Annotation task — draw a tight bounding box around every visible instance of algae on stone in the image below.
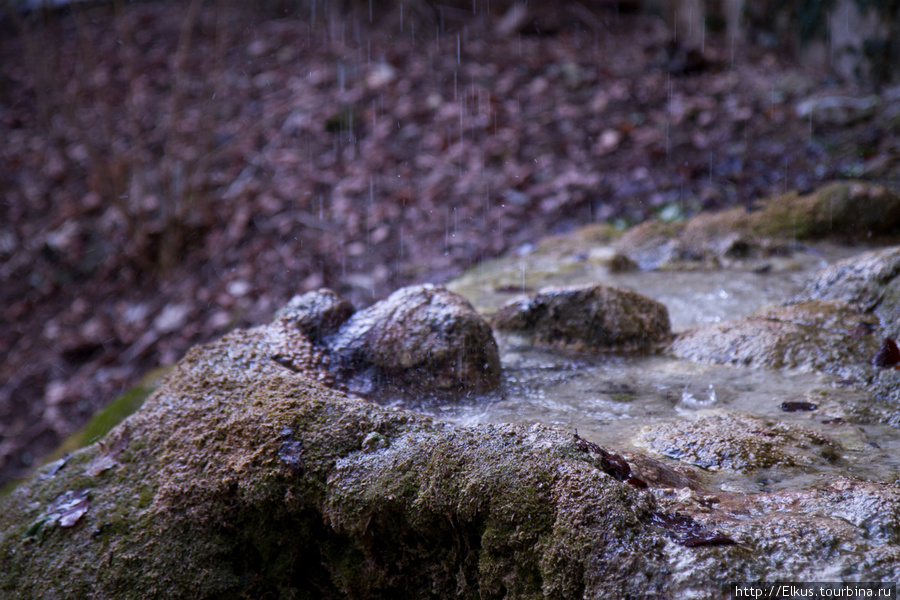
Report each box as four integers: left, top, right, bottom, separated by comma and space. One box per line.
0, 325, 666, 599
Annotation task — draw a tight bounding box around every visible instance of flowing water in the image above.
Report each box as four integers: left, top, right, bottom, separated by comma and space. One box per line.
396, 243, 900, 493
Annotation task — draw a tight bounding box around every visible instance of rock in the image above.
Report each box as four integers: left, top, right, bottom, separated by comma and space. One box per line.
3, 316, 900, 597
791, 246, 900, 417
800, 246, 900, 307
443, 226, 635, 317
636, 413, 842, 472
273, 288, 354, 344
615, 181, 900, 270
751, 479, 900, 545
670, 300, 881, 374
607, 251, 639, 273
798, 245, 900, 338
869, 369, 900, 427
679, 480, 900, 580
268, 285, 499, 398
324, 284, 500, 396
874, 279, 900, 341
0, 323, 672, 599
491, 284, 672, 352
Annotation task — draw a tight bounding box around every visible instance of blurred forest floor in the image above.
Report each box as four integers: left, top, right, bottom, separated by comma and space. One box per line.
2, 0, 899, 486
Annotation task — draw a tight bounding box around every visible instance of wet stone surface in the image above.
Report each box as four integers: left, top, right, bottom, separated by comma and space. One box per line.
491, 284, 672, 352
437, 196, 900, 496
273, 288, 355, 344
635, 413, 842, 472
798, 245, 900, 340
669, 300, 882, 375
799, 245, 900, 309
4, 285, 900, 597
267, 284, 502, 398
323, 284, 501, 398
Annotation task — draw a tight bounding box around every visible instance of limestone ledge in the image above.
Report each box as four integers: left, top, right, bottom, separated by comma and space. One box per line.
2, 295, 900, 598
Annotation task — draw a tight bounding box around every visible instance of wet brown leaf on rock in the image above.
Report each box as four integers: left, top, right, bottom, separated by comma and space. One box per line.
85, 454, 118, 477
572, 432, 639, 484
46, 489, 90, 529
872, 338, 900, 368
648, 510, 736, 547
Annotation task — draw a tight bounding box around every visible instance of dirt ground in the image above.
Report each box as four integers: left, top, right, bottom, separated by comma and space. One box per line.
2, 0, 898, 486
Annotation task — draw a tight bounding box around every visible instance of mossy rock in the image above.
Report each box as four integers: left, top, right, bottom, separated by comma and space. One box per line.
798, 245, 900, 338
492, 284, 672, 352
3, 301, 900, 597
50, 366, 172, 461
616, 181, 900, 270
670, 300, 881, 374
0, 322, 665, 599
323, 284, 501, 396
636, 413, 842, 472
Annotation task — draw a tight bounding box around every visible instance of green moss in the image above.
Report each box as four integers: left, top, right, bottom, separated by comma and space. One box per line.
0, 370, 168, 500
137, 485, 155, 509
0, 478, 23, 498
47, 366, 172, 463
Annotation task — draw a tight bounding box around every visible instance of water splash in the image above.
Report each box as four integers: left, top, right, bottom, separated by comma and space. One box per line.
679, 383, 717, 409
